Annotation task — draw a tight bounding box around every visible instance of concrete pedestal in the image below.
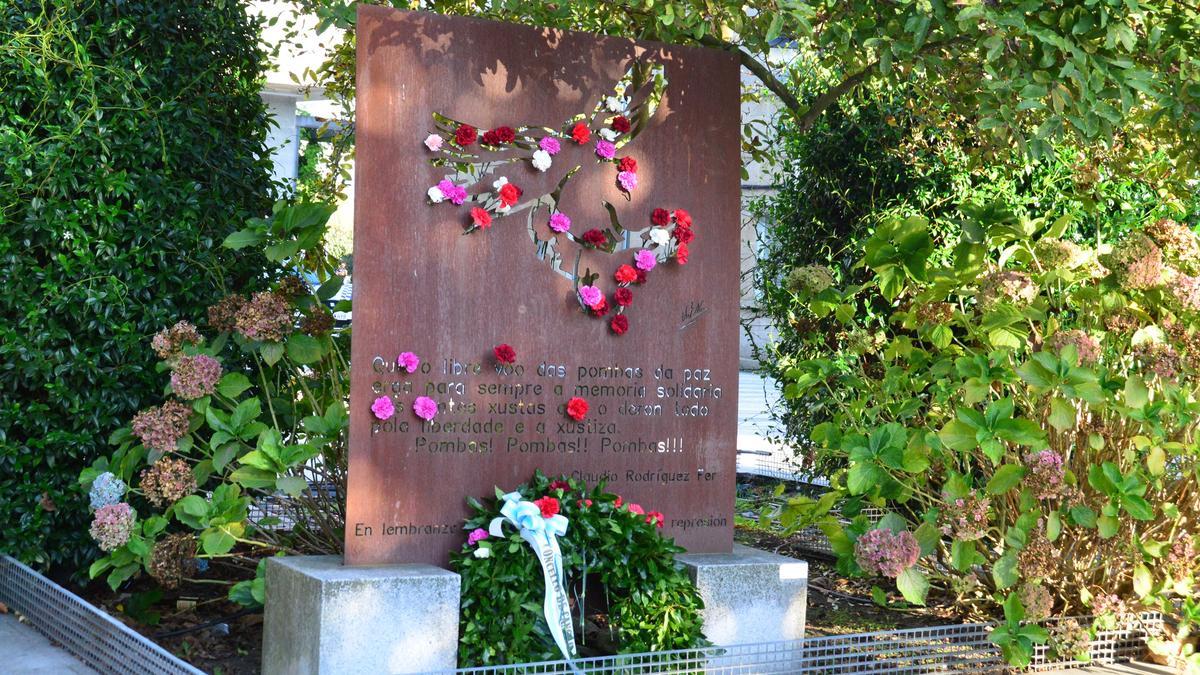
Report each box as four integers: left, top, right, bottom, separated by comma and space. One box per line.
677, 544, 808, 645
262, 555, 460, 674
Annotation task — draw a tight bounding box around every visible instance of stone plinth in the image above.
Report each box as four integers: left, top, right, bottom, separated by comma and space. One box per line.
677, 544, 807, 645
262, 555, 460, 674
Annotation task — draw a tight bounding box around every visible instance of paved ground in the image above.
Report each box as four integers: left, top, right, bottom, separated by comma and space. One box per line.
0, 613, 97, 674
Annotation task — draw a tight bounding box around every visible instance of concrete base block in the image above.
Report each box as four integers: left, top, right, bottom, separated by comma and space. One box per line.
262, 555, 460, 674
677, 544, 807, 646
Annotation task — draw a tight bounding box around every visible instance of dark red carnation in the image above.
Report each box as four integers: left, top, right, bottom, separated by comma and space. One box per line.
614, 288, 633, 307
566, 397, 589, 421
533, 496, 560, 518
673, 209, 692, 228
581, 229, 607, 247
651, 208, 670, 226
635, 269, 648, 284
618, 156, 638, 173
614, 264, 638, 284
571, 122, 591, 144
481, 129, 500, 145
493, 343, 516, 364
495, 126, 516, 143
610, 314, 629, 335
455, 124, 477, 146
590, 297, 610, 316
549, 480, 570, 492
499, 182, 522, 207
611, 115, 631, 133
674, 226, 695, 244
677, 244, 689, 265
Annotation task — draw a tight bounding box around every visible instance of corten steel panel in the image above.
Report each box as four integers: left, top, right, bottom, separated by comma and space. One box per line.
347, 6, 741, 566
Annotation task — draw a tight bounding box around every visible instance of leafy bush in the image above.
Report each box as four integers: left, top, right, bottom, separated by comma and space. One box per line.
0, 1, 276, 568
453, 472, 706, 664
779, 210, 1199, 668
79, 202, 348, 602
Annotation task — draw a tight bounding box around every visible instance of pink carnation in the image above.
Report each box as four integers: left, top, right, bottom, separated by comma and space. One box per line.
538, 137, 561, 155
634, 249, 657, 271
617, 170, 637, 192
467, 528, 488, 545
578, 285, 603, 308
437, 179, 468, 205
595, 140, 616, 159
413, 396, 438, 421
397, 351, 420, 373
371, 396, 395, 420
854, 528, 920, 578
549, 212, 572, 233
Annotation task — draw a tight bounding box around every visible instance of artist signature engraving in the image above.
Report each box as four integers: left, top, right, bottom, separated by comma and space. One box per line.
680, 300, 707, 331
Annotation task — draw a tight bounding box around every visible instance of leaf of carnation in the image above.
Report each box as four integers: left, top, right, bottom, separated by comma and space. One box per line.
896, 567, 929, 606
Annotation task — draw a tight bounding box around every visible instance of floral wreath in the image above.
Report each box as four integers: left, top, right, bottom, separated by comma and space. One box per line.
421, 61, 696, 336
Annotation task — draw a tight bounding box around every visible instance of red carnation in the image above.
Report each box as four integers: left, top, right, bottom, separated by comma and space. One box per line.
646, 511, 665, 528
610, 314, 629, 335
533, 496, 560, 518
481, 129, 500, 145
614, 496, 623, 508
577, 498, 593, 508
614, 264, 638, 284
495, 126, 516, 143
674, 226, 695, 244
651, 208, 670, 226
614, 288, 633, 306
590, 297, 610, 316
581, 229, 607, 247
549, 479, 570, 492
627, 503, 645, 515
470, 207, 492, 229
455, 124, 477, 146
566, 397, 589, 421
571, 122, 591, 144
611, 115, 631, 133
677, 244, 689, 265
635, 269, 648, 284
618, 156, 637, 173
673, 209, 692, 228
493, 343, 516, 364
499, 182, 522, 207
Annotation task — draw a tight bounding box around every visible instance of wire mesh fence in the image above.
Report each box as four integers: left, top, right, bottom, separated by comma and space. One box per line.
0, 555, 203, 675
430, 614, 1160, 675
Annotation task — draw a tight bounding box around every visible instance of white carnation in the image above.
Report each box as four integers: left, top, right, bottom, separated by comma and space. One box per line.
606, 96, 627, 113
531, 150, 552, 172
427, 186, 445, 203
492, 176, 509, 190
599, 128, 618, 142
649, 228, 670, 246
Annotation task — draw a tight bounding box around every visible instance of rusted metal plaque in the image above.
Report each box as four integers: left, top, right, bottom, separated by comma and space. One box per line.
346, 6, 740, 566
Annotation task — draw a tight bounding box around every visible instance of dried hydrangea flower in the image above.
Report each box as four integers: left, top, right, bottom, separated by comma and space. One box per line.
1051, 618, 1091, 661
207, 294, 244, 332
140, 457, 197, 507
977, 270, 1038, 309
1167, 272, 1200, 315
149, 533, 197, 590
300, 307, 335, 336
88, 472, 127, 511
853, 528, 920, 578
1026, 449, 1066, 500
1145, 218, 1200, 273
131, 400, 192, 454
1034, 238, 1086, 270
1109, 233, 1165, 290
170, 354, 222, 400
1018, 530, 1058, 582
90, 503, 135, 551
277, 275, 309, 300
914, 301, 955, 324
786, 265, 835, 295
1134, 341, 1180, 381
1046, 329, 1101, 365
940, 491, 990, 540
234, 291, 293, 342
151, 321, 202, 360
1019, 582, 1054, 620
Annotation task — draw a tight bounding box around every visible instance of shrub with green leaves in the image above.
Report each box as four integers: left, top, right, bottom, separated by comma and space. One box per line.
779, 210, 1199, 668
453, 472, 706, 664
0, 0, 276, 569
78, 202, 348, 604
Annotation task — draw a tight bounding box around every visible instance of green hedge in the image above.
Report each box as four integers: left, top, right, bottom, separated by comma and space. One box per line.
0, 1, 276, 569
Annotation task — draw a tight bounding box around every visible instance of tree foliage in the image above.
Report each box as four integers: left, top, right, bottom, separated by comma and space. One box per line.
0, 0, 276, 569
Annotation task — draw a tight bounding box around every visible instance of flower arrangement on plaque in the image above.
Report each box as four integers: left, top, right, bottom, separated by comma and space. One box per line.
451, 471, 706, 664
421, 61, 695, 336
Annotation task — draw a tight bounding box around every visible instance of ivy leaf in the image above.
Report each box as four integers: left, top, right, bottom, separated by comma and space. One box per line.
896, 567, 929, 606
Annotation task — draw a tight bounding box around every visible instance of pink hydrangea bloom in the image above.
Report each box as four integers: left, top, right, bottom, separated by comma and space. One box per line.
413, 396, 438, 421
595, 140, 616, 159
635, 249, 657, 271
467, 528, 488, 545
1026, 449, 1065, 500
538, 136, 561, 155
549, 212, 571, 233
90, 503, 135, 552
854, 528, 920, 578
371, 396, 395, 420
941, 491, 990, 540
397, 351, 420, 373
578, 285, 603, 308
617, 170, 637, 192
